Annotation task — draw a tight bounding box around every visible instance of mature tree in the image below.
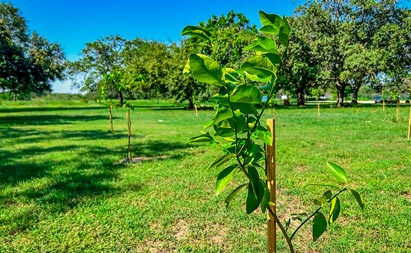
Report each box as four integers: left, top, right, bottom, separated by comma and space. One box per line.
197, 10, 258, 67
179, 11, 258, 108
0, 3, 65, 99
167, 42, 209, 109
122, 38, 171, 99
278, 16, 320, 105
70, 36, 127, 105
292, 0, 410, 106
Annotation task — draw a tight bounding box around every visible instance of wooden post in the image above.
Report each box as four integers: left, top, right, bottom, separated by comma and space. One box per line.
266, 119, 276, 253
109, 105, 114, 133
408, 106, 411, 140
126, 110, 132, 162
317, 99, 320, 117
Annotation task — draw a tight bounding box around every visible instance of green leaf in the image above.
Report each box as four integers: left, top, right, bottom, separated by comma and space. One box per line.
312, 212, 327, 241
279, 17, 291, 46
225, 183, 247, 208
224, 68, 242, 84
231, 84, 262, 104
206, 153, 233, 171
241, 55, 277, 82
189, 54, 223, 85
231, 102, 257, 115
260, 180, 270, 213
350, 189, 365, 211
190, 132, 214, 143
252, 126, 272, 145
214, 107, 233, 123
181, 26, 212, 41
215, 165, 238, 195
246, 167, 265, 214
244, 36, 278, 54
314, 190, 333, 206
259, 11, 282, 33
329, 197, 341, 224
327, 162, 348, 184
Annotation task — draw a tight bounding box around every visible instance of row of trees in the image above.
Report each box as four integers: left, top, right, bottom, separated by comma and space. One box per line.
0, 3, 65, 100
282, 0, 411, 106
1, 1, 410, 107
68, 11, 257, 108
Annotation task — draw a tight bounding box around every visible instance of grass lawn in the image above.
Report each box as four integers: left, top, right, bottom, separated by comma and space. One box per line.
0, 101, 410, 252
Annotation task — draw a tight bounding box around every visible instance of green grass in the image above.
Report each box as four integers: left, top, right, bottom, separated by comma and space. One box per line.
1, 102, 410, 252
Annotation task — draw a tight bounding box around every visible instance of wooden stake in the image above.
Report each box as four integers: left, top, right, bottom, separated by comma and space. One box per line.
408, 106, 411, 140
126, 110, 132, 162
266, 119, 276, 253
109, 105, 114, 133
317, 99, 321, 117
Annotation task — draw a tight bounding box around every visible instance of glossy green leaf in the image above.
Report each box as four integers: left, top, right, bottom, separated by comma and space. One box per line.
279, 18, 291, 46
327, 162, 348, 184
252, 126, 272, 145
213, 107, 233, 125
244, 36, 278, 54
189, 132, 214, 143
206, 153, 233, 171
189, 54, 222, 85
224, 68, 242, 84
246, 181, 259, 214
231, 85, 262, 104
241, 55, 276, 82
225, 183, 247, 208
215, 165, 238, 195
260, 180, 270, 213
265, 53, 282, 66
329, 197, 341, 224
312, 212, 327, 241
259, 11, 282, 33
231, 102, 257, 115
181, 26, 212, 41
314, 190, 333, 206
350, 189, 365, 211
245, 167, 265, 214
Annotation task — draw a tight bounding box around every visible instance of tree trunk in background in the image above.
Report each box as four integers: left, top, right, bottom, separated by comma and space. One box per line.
296, 87, 305, 106
118, 91, 124, 106
351, 86, 359, 104
336, 79, 345, 107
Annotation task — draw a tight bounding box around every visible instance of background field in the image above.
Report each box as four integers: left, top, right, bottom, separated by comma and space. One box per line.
1, 101, 410, 252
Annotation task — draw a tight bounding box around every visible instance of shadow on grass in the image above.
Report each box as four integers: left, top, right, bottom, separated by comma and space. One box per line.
0, 114, 110, 126
0, 106, 104, 113
131, 140, 194, 159
0, 134, 191, 234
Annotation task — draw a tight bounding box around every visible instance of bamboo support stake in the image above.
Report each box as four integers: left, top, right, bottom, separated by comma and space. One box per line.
408, 106, 411, 140
266, 119, 276, 253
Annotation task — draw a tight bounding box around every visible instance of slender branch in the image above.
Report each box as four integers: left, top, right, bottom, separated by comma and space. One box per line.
290, 187, 348, 240
267, 205, 295, 253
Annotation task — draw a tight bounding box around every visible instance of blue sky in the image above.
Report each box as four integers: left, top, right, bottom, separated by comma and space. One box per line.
7, 0, 304, 93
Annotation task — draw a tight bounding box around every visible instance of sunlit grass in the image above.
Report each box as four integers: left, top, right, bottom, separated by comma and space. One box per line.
0, 102, 410, 252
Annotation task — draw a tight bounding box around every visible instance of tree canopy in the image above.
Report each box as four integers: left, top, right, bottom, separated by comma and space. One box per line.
0, 3, 66, 99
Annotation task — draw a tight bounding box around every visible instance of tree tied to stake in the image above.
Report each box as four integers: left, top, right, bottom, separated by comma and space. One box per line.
183, 10, 364, 252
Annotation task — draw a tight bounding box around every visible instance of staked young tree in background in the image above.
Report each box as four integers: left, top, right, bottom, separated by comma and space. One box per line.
69, 36, 127, 105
